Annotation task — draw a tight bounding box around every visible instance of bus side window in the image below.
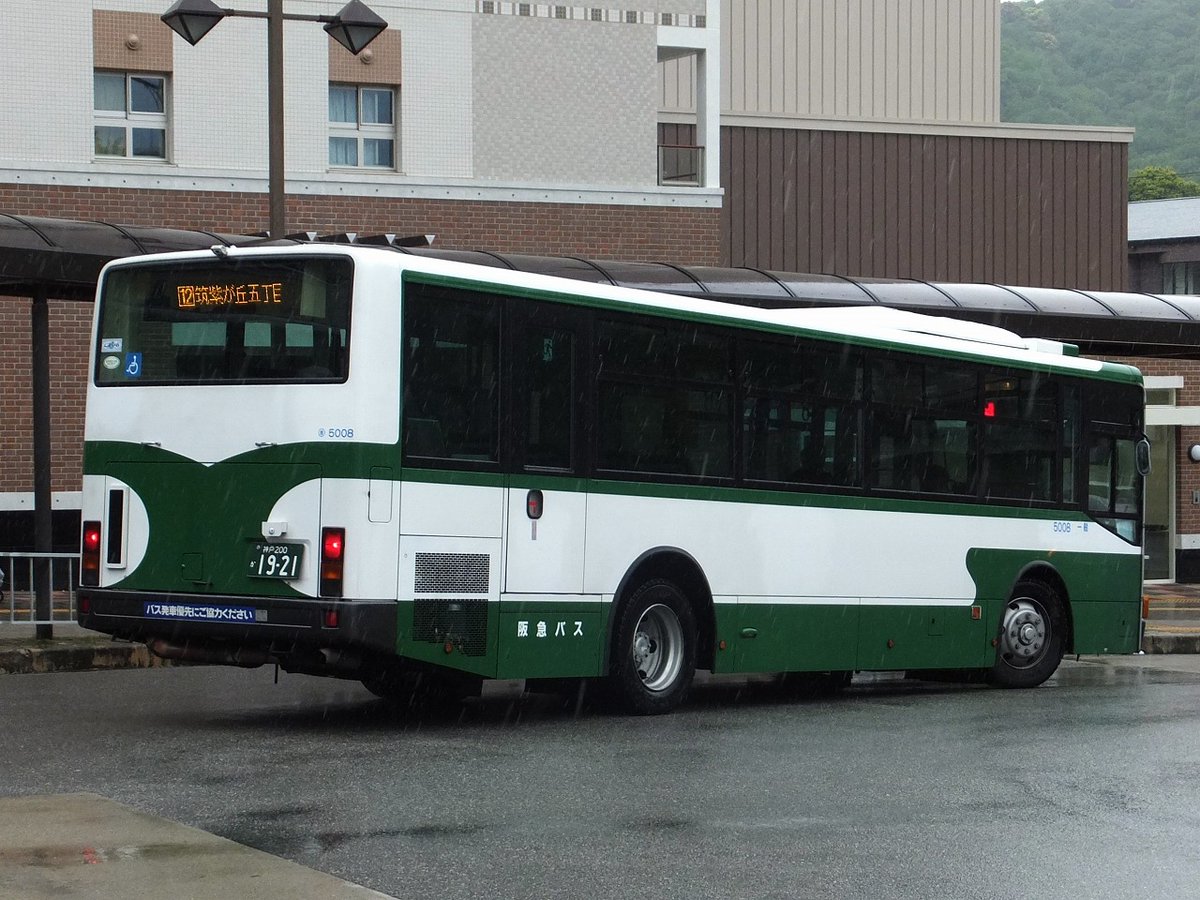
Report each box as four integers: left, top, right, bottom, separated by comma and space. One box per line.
981, 372, 1056, 502
524, 326, 574, 470
402, 288, 499, 464
596, 318, 733, 480
867, 356, 977, 495
740, 338, 861, 488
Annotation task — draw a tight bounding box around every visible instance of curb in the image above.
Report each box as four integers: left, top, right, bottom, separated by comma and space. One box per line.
1142, 634, 1200, 655
0, 641, 174, 676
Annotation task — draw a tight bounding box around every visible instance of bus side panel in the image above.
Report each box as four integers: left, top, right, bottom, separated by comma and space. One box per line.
494, 597, 604, 679
856, 603, 988, 670
397, 481, 504, 677
732, 602, 859, 673
965, 547, 1143, 655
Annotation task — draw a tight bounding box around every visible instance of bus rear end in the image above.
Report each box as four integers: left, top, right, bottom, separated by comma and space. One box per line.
77, 246, 403, 679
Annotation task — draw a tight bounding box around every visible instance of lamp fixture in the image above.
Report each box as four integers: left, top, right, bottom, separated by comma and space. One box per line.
161, 0, 226, 46
324, 0, 388, 54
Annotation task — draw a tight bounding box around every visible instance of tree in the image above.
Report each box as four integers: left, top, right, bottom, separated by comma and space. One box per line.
1129, 166, 1200, 201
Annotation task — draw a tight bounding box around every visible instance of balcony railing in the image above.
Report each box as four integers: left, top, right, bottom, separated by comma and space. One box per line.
658, 144, 704, 187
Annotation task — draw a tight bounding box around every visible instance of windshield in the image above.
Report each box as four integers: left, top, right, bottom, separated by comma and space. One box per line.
95, 255, 353, 385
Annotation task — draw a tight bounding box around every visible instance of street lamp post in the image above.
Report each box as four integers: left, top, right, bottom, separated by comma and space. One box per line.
162, 0, 387, 239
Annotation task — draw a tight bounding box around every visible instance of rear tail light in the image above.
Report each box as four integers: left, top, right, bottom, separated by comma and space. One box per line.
81, 521, 102, 587
320, 527, 345, 598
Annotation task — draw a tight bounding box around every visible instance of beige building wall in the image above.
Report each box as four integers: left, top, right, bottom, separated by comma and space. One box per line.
473, 16, 659, 185
663, 0, 999, 123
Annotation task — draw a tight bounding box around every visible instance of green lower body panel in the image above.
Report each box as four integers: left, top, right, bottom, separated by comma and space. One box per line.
1070, 600, 1140, 654
495, 605, 605, 679
394, 599, 609, 680
856, 605, 988, 670
728, 603, 859, 673
719, 602, 987, 674
966, 547, 1143, 656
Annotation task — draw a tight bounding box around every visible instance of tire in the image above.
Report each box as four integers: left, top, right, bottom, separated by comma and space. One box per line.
609, 579, 697, 715
987, 579, 1066, 689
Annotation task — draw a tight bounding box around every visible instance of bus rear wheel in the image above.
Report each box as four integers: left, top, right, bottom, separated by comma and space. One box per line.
609, 579, 697, 715
988, 580, 1065, 689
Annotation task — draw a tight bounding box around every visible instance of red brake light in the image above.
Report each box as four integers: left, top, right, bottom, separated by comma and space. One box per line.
320, 527, 345, 599
323, 530, 344, 560
983, 401, 996, 418
81, 520, 102, 587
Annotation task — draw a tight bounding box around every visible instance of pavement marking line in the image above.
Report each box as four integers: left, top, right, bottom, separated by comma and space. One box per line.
0, 793, 396, 900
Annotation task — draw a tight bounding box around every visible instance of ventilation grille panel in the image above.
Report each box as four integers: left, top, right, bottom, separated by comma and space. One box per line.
413, 599, 488, 656
414, 552, 489, 595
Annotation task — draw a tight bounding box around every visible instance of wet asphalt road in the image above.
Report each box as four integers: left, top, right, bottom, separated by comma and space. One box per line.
2, 661, 1200, 900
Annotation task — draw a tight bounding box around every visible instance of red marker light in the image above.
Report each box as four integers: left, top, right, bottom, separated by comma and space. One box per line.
983, 401, 996, 418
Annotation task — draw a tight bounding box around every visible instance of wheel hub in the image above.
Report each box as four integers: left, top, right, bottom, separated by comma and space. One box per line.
630, 603, 683, 692
633, 632, 657, 670
1001, 599, 1047, 663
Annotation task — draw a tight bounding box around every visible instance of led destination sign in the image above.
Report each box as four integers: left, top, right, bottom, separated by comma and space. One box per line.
176, 282, 286, 309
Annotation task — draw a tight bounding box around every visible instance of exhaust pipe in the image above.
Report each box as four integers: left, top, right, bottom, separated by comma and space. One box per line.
149, 639, 270, 668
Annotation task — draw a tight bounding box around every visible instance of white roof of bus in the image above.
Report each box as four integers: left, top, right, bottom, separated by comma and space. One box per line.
105, 243, 1117, 376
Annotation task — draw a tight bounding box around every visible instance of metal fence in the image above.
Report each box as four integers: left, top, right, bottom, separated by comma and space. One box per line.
0, 552, 79, 625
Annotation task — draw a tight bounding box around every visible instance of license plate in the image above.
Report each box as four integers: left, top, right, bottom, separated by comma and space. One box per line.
248, 542, 304, 579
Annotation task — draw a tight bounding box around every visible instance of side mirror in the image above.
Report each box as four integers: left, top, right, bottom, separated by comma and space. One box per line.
1136, 437, 1152, 476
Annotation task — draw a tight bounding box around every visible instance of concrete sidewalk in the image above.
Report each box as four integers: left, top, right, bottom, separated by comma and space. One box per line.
0, 793, 392, 899
1142, 583, 1200, 653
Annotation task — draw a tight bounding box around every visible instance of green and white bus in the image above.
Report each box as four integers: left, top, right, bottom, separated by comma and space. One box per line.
77, 244, 1148, 714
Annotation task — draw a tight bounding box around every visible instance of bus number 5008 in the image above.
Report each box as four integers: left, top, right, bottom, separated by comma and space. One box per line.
1052, 521, 1072, 533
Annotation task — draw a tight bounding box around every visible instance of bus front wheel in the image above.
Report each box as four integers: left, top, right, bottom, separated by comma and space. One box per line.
609, 579, 697, 715
988, 580, 1065, 689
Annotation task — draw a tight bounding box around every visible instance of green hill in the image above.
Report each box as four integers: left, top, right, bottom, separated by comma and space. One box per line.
1001, 0, 1200, 177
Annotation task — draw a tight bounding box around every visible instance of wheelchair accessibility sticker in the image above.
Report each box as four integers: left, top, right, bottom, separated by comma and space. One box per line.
124, 352, 142, 379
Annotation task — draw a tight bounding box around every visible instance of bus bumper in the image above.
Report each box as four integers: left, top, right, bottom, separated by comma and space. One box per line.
76, 589, 398, 671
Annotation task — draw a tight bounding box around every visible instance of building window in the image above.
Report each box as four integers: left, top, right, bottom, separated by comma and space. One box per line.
518, 3, 531, 15
554, 5, 567, 18
1163, 262, 1200, 294
625, 10, 638, 23
94, 71, 168, 159
589, 8, 603, 21
329, 84, 396, 169
481, 0, 495, 11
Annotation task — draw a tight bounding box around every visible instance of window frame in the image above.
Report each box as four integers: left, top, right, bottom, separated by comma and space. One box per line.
93, 70, 169, 162
328, 83, 398, 171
